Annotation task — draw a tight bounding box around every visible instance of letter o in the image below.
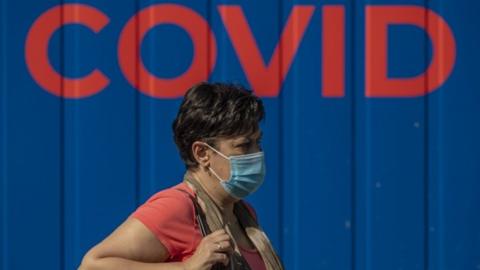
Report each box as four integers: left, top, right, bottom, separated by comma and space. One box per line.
118, 4, 217, 98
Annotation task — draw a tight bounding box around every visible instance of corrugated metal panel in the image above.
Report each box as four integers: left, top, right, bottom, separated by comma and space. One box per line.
1, 0, 479, 269
2, 1, 63, 269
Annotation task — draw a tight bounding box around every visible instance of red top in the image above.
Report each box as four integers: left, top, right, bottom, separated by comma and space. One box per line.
129, 182, 267, 270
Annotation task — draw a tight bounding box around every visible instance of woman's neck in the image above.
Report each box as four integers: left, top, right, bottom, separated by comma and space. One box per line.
188, 169, 236, 215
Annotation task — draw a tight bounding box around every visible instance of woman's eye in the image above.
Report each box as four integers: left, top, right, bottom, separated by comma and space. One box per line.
237, 139, 262, 151
237, 143, 249, 150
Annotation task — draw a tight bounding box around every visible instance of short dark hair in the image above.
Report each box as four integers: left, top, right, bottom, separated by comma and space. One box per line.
172, 82, 265, 169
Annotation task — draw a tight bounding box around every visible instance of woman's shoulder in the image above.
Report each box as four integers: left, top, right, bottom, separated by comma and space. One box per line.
144, 182, 194, 202
129, 182, 201, 260
129, 182, 197, 232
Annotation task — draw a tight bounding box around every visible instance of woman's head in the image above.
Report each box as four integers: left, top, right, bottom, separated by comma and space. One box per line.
172, 82, 265, 170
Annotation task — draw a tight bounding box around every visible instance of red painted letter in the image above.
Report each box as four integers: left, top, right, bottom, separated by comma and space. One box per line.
365, 5, 456, 97
25, 4, 110, 98
322, 5, 345, 98
118, 4, 217, 98
218, 5, 314, 97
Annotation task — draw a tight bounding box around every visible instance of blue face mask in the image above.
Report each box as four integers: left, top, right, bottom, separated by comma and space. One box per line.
204, 143, 266, 199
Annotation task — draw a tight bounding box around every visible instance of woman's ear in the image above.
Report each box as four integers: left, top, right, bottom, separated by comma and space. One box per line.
191, 141, 210, 167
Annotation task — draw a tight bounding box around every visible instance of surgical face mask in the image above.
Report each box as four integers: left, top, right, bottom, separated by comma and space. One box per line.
204, 143, 266, 199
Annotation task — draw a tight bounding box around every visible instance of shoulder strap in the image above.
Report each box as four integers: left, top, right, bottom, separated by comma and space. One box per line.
179, 188, 257, 270
175, 188, 211, 236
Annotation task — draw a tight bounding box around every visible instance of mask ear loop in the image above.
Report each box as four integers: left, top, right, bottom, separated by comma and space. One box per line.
209, 166, 227, 182
203, 142, 230, 160
203, 142, 230, 182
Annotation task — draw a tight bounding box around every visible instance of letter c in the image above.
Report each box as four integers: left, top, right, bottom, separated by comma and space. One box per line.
25, 4, 110, 98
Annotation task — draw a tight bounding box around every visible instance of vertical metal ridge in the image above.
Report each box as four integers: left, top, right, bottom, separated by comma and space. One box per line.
286, 1, 300, 267
364, 4, 372, 267
423, 1, 430, 270
134, 0, 141, 207
1, 0, 8, 268
207, 0, 212, 77
349, 0, 357, 269
59, 1, 65, 270
434, 2, 446, 268
277, 0, 284, 261
361, 3, 372, 270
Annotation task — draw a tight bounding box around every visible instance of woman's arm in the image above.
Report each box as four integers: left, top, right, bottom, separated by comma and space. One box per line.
79, 256, 185, 270
78, 217, 185, 270
78, 217, 231, 270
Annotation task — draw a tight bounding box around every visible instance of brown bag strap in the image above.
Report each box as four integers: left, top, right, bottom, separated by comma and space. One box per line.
175, 188, 211, 236
180, 171, 283, 270
175, 188, 228, 270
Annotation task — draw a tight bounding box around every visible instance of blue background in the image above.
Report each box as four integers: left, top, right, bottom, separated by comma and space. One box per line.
1, 0, 479, 269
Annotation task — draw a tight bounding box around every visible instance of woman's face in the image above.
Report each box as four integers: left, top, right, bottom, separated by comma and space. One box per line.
208, 129, 263, 181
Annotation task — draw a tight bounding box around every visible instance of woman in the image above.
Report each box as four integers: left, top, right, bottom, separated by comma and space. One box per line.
79, 82, 283, 270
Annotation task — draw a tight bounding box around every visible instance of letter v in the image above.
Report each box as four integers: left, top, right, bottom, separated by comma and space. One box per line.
218, 5, 314, 97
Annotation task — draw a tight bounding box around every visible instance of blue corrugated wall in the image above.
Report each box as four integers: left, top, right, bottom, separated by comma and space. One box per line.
1, 0, 479, 269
